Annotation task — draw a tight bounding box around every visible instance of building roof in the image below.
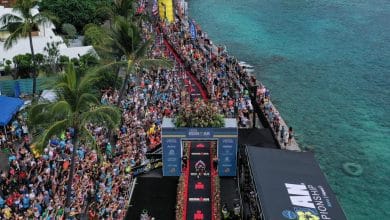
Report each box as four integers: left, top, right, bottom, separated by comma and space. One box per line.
0, 6, 95, 66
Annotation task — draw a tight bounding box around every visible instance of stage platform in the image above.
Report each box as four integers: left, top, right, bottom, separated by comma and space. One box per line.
125, 169, 178, 220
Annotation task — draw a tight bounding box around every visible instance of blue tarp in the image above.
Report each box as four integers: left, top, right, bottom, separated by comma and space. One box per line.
0, 96, 24, 126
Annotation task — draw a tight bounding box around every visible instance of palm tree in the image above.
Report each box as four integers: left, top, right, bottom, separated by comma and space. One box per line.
97, 0, 136, 22
0, 0, 53, 95
97, 0, 150, 35
101, 16, 171, 106
28, 62, 121, 218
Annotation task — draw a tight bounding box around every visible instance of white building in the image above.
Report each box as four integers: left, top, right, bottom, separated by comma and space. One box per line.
0, 5, 95, 69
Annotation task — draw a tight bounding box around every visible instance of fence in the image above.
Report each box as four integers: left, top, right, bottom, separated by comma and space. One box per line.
0, 77, 55, 96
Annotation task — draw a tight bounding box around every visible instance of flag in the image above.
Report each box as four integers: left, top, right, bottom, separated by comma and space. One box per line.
152, 0, 159, 16
190, 20, 197, 40
158, 0, 174, 22
136, 2, 145, 14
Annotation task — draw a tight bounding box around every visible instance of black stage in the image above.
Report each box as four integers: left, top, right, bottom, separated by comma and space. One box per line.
125, 169, 178, 220
238, 128, 279, 148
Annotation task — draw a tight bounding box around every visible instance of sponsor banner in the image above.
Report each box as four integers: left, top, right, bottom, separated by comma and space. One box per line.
132, 159, 163, 177
218, 137, 237, 176
282, 183, 338, 220
162, 127, 238, 176
162, 137, 181, 176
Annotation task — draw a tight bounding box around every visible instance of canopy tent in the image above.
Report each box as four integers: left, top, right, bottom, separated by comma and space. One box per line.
238, 128, 278, 148
0, 96, 24, 126
40, 90, 57, 102
246, 146, 347, 220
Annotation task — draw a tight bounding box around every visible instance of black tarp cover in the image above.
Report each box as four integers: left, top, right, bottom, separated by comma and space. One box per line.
238, 128, 279, 148
246, 146, 347, 220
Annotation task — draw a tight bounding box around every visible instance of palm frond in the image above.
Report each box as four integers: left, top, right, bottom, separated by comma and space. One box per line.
34, 119, 70, 152
32, 13, 52, 25
81, 106, 121, 130
0, 13, 23, 26
28, 102, 51, 125
37, 10, 59, 24
60, 62, 77, 90
134, 38, 152, 59
76, 93, 100, 111
3, 25, 27, 49
138, 58, 173, 69
94, 61, 128, 74
49, 100, 72, 117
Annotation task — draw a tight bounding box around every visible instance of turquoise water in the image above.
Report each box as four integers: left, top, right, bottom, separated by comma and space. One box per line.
189, 0, 390, 219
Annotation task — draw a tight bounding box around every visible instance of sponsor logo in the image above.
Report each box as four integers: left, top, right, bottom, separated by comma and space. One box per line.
165, 138, 178, 143
170, 167, 176, 173
282, 183, 332, 220
222, 139, 234, 144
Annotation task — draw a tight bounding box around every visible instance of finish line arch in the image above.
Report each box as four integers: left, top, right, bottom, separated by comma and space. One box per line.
161, 118, 238, 176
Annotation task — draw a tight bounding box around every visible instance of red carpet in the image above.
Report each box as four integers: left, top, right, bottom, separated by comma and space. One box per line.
186, 141, 213, 220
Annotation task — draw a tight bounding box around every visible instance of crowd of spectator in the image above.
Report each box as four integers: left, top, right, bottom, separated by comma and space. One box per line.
157, 16, 296, 146
157, 20, 260, 128
0, 2, 294, 219
0, 114, 131, 219
0, 16, 205, 220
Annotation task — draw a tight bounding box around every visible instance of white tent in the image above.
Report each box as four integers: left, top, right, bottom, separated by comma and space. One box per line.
40, 89, 57, 102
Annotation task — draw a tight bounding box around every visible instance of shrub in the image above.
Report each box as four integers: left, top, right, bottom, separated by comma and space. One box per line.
174, 100, 225, 128
61, 23, 77, 39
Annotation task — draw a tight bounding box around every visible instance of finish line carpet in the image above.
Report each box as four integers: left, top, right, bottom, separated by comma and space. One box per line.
187, 141, 212, 220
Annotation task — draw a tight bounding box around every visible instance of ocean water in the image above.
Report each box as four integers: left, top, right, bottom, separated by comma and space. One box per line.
188, 0, 390, 219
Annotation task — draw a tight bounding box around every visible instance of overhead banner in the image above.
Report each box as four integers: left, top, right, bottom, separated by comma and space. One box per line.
158, 0, 174, 23
162, 119, 238, 176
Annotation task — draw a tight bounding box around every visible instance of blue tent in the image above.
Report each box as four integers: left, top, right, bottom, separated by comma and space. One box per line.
0, 96, 24, 126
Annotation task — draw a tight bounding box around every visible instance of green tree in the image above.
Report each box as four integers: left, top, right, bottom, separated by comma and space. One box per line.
0, 0, 54, 95
12, 54, 33, 79
102, 16, 171, 105
83, 24, 109, 48
59, 55, 70, 71
98, 0, 136, 21
61, 23, 77, 39
97, 0, 148, 28
34, 53, 45, 74
4, 60, 13, 78
39, 0, 111, 32
28, 62, 120, 218
43, 41, 60, 73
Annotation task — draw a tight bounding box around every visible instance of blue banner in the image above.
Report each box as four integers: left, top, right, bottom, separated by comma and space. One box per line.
162, 126, 238, 176
189, 20, 197, 40
162, 137, 182, 176
218, 137, 237, 176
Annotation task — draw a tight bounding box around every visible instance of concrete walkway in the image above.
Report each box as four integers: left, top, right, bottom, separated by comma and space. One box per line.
268, 100, 300, 151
